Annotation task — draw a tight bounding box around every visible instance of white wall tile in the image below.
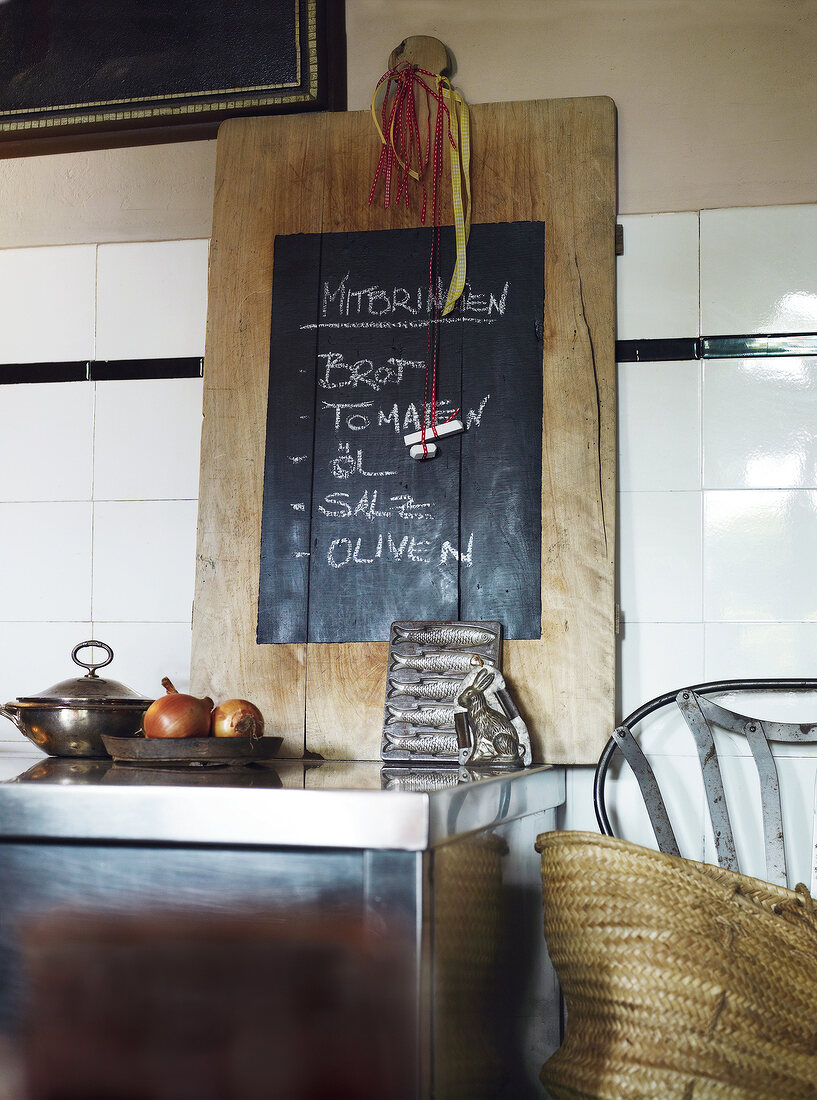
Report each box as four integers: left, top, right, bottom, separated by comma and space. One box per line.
92, 499, 198, 622
702, 754, 760, 875
559, 767, 598, 832
93, 378, 203, 500
0, 621, 92, 743
703, 687, 817, 760
701, 754, 817, 888
0, 503, 92, 620
704, 489, 817, 621
618, 360, 701, 490
701, 205, 817, 335
619, 622, 704, 733
705, 622, 817, 680
735, 690, 817, 727
96, 240, 209, 360
777, 757, 817, 888
618, 491, 702, 623
616, 213, 699, 340
602, 754, 706, 859
90, 622, 193, 698
0, 382, 94, 501
0, 245, 96, 364
633, 700, 702, 761
703, 357, 817, 490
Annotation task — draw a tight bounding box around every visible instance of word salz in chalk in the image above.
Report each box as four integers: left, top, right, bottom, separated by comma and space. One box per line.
318, 489, 433, 522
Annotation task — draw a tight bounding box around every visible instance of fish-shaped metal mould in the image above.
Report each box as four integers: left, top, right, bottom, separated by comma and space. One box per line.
387, 678, 462, 701
384, 731, 459, 756
393, 624, 496, 648
386, 705, 456, 728
392, 650, 493, 675
382, 769, 461, 792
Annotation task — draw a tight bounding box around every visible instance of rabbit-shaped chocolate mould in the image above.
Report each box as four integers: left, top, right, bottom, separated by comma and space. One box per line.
456, 664, 532, 767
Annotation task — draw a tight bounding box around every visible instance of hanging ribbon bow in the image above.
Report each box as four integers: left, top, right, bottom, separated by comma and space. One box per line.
369, 64, 471, 317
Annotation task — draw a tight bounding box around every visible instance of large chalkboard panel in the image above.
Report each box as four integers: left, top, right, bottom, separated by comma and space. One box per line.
258, 221, 545, 644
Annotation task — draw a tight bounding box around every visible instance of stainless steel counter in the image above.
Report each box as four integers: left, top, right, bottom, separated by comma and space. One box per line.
0, 751, 564, 851
0, 748, 565, 1098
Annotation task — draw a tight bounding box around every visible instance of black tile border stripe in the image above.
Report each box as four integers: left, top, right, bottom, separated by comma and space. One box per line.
1, 337, 815, 382
0, 361, 88, 384
616, 338, 698, 362
0, 358, 203, 385
702, 333, 817, 359
91, 358, 203, 381
617, 332, 817, 363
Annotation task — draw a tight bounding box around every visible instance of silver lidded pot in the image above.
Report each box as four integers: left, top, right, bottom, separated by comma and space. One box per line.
0, 641, 154, 758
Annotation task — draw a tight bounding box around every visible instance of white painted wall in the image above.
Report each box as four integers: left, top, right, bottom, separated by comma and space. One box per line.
0, 0, 814, 249
346, 0, 817, 214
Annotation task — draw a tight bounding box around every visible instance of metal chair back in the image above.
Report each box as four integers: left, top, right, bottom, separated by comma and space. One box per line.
594, 678, 817, 889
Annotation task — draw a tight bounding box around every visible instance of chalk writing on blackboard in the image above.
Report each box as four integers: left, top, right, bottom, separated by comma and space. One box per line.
301, 272, 510, 328
257, 221, 545, 645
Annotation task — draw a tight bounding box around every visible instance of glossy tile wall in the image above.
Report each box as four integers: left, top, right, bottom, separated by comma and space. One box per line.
1, 209, 816, 886
619, 204, 817, 704
565, 203, 817, 886
0, 240, 208, 743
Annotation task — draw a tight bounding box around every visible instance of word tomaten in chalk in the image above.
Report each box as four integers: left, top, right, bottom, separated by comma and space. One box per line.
319, 390, 490, 432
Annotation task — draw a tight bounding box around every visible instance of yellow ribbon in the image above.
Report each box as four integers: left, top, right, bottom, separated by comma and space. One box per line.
370, 69, 471, 315
439, 80, 471, 316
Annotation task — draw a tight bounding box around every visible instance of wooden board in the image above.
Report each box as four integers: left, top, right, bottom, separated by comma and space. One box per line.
192, 97, 617, 764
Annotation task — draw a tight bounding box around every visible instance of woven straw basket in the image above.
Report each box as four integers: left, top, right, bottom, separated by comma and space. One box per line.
535, 830, 817, 1100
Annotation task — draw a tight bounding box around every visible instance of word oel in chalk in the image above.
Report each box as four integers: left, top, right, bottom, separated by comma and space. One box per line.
405, 418, 465, 461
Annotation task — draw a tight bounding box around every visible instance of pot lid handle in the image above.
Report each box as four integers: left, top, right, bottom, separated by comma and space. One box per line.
71, 640, 114, 679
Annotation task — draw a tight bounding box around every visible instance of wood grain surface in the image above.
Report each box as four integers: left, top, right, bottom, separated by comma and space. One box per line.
192, 97, 617, 763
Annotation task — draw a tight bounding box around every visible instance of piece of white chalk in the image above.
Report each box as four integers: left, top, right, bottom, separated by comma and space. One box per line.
409, 442, 438, 460
403, 418, 465, 448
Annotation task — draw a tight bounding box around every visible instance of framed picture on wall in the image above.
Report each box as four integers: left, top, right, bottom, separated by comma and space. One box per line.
0, 0, 345, 153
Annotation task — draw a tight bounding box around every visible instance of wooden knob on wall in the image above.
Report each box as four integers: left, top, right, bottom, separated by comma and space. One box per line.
388, 35, 452, 77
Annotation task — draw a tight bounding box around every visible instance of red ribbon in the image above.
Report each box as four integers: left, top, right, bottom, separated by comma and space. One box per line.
370, 64, 460, 456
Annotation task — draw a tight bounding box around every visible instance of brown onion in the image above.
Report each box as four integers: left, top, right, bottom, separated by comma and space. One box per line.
143, 678, 213, 739
211, 699, 265, 739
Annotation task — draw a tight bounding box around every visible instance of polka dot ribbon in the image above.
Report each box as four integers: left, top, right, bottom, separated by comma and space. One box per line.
369, 64, 471, 316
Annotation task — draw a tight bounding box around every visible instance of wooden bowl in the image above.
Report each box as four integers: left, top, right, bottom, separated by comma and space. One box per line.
101, 734, 282, 766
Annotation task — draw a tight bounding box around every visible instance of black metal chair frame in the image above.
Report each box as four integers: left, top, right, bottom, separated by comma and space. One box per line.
594, 677, 817, 888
